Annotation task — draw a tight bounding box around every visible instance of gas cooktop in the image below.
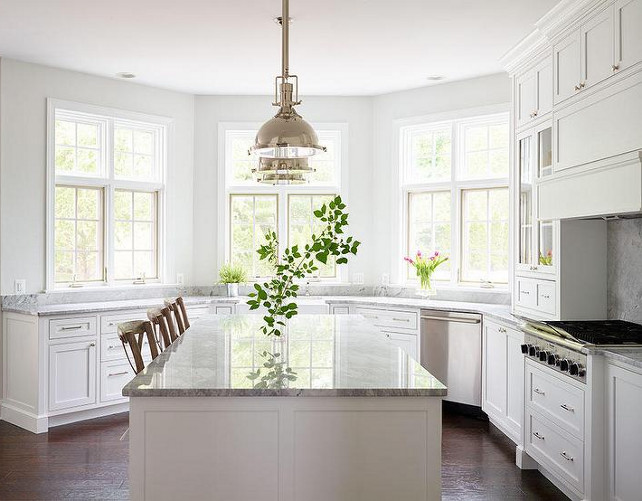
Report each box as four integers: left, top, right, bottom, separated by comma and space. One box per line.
544, 320, 642, 345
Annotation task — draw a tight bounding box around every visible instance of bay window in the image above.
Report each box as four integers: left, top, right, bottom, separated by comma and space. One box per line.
47, 100, 169, 288
400, 112, 510, 287
222, 124, 344, 280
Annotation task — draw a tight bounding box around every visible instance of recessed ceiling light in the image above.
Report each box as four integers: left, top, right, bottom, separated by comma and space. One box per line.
426, 75, 445, 81
116, 72, 136, 79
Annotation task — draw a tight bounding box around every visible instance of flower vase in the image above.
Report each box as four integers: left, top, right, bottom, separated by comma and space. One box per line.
416, 274, 437, 298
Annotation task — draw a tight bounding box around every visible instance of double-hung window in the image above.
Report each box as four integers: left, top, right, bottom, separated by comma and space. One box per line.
221, 123, 345, 281
48, 100, 169, 289
400, 112, 510, 287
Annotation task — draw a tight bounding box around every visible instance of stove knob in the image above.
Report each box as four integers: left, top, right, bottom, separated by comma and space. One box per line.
578, 367, 586, 378
570, 362, 584, 376
521, 344, 529, 354
539, 350, 550, 362
559, 359, 570, 372
528, 345, 537, 356
547, 353, 559, 365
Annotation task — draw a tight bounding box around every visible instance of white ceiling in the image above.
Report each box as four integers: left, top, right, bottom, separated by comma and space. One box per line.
0, 0, 560, 96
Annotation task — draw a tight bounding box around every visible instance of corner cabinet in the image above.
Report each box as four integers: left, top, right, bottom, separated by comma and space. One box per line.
482, 319, 524, 444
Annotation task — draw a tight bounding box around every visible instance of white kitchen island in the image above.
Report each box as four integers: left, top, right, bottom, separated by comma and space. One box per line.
123, 314, 446, 501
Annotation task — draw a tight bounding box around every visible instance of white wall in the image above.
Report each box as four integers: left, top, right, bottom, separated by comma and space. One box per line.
0, 58, 195, 294
192, 95, 374, 285
371, 73, 511, 283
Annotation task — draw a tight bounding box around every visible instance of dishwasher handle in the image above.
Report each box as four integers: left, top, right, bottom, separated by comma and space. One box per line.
420, 314, 481, 325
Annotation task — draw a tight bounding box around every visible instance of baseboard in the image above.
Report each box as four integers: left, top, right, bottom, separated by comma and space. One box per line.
1, 401, 48, 433
538, 463, 583, 501
515, 445, 538, 470
48, 402, 129, 428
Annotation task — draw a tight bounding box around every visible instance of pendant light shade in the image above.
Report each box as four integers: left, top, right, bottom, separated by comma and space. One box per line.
251, 0, 325, 183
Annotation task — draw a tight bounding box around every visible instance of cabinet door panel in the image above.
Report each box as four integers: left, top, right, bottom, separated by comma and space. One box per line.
536, 59, 554, 116
606, 364, 642, 501
483, 323, 506, 418
582, 8, 615, 88
616, 0, 642, 71
505, 330, 524, 436
383, 331, 418, 361
517, 71, 537, 126
554, 32, 581, 103
49, 340, 97, 411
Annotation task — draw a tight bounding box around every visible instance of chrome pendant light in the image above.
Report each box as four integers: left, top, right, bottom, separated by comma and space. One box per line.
252, 0, 325, 184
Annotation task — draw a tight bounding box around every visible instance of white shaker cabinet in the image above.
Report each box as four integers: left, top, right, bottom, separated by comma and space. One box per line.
554, 31, 582, 103
516, 57, 553, 128
49, 339, 97, 412
605, 361, 642, 501
482, 319, 524, 444
581, 7, 615, 89
615, 0, 642, 72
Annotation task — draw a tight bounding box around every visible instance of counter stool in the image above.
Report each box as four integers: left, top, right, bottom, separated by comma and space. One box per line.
117, 320, 160, 374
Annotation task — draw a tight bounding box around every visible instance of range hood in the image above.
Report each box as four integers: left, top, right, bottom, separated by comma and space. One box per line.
538, 150, 642, 220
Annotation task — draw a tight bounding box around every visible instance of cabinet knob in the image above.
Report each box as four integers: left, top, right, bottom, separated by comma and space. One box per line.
532, 110, 538, 117
612, 64, 620, 72
89, 342, 96, 347
580, 81, 586, 89
574, 84, 581, 92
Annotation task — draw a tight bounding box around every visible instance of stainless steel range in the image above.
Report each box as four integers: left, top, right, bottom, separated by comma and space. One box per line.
520, 320, 642, 383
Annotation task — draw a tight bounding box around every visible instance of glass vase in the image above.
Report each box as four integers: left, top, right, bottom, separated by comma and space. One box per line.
416, 274, 437, 297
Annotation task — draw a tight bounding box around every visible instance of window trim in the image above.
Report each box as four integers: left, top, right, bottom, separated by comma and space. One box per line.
218, 122, 349, 283
393, 104, 512, 290
46, 98, 172, 291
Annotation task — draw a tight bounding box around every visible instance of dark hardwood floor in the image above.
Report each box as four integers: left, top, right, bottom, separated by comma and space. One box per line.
0, 410, 566, 500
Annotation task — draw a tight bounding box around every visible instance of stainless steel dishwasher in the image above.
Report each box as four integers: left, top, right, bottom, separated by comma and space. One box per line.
420, 309, 482, 407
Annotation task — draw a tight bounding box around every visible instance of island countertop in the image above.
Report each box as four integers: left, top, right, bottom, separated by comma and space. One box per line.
122, 314, 446, 398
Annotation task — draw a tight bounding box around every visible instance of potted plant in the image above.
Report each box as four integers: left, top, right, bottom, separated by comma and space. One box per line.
219, 264, 247, 297
404, 250, 449, 297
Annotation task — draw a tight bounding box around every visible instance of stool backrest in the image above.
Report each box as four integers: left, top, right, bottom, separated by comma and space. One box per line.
164, 296, 190, 334
117, 320, 159, 374
147, 307, 176, 350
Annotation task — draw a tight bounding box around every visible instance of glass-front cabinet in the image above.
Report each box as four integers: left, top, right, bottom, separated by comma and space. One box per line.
515, 123, 556, 276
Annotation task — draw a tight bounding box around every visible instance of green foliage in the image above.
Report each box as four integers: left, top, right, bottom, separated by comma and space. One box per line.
247, 195, 361, 336
219, 263, 248, 284
246, 351, 298, 389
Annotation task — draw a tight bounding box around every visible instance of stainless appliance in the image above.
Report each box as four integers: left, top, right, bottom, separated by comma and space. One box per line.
521, 319, 642, 383
420, 310, 482, 407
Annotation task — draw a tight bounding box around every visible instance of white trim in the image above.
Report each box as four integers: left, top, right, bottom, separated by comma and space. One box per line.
217, 122, 349, 283
46, 99, 172, 291
392, 104, 511, 289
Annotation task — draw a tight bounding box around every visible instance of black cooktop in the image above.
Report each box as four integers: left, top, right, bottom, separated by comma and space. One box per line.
545, 320, 642, 345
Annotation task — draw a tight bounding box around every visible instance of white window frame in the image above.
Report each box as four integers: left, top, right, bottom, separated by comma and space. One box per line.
218, 122, 349, 282
393, 105, 512, 290
46, 99, 172, 291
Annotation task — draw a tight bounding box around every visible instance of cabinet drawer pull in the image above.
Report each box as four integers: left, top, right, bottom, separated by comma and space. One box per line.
541, 294, 551, 299
392, 317, 410, 322
60, 325, 84, 331
362, 314, 377, 319
107, 345, 119, 350
520, 290, 530, 295
560, 403, 574, 412
560, 451, 574, 462
533, 431, 545, 440
108, 371, 129, 377
89, 342, 96, 347
498, 327, 507, 333
533, 388, 545, 396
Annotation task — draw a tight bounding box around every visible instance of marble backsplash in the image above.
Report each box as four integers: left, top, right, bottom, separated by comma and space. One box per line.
2, 282, 510, 310
607, 217, 642, 323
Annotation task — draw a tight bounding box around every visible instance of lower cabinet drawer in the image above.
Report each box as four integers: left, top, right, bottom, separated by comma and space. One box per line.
353, 307, 418, 331
527, 362, 585, 439
101, 311, 147, 335
101, 333, 127, 362
537, 282, 556, 315
214, 306, 233, 315
49, 316, 97, 340
526, 410, 584, 493
100, 361, 135, 402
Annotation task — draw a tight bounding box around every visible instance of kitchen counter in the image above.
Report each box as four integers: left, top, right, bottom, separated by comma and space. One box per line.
123, 314, 446, 397
598, 348, 642, 371
2, 293, 519, 325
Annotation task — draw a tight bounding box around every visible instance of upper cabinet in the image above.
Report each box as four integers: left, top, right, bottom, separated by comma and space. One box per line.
615, 0, 642, 72
581, 7, 615, 89
554, 31, 582, 104
516, 57, 553, 128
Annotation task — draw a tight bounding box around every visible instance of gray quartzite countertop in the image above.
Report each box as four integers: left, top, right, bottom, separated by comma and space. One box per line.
122, 314, 447, 398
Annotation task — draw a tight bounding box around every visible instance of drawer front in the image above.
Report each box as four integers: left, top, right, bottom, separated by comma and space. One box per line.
515, 278, 538, 309
101, 311, 147, 335
101, 333, 127, 362
527, 411, 584, 492
49, 316, 97, 340
527, 363, 585, 438
214, 306, 233, 315
537, 282, 556, 315
353, 307, 418, 331
100, 361, 134, 402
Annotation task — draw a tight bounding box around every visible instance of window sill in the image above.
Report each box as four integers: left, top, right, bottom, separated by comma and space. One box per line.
47, 282, 175, 294
403, 283, 509, 294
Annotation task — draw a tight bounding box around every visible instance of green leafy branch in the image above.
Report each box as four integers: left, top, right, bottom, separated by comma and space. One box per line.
247, 195, 360, 336
246, 351, 298, 389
